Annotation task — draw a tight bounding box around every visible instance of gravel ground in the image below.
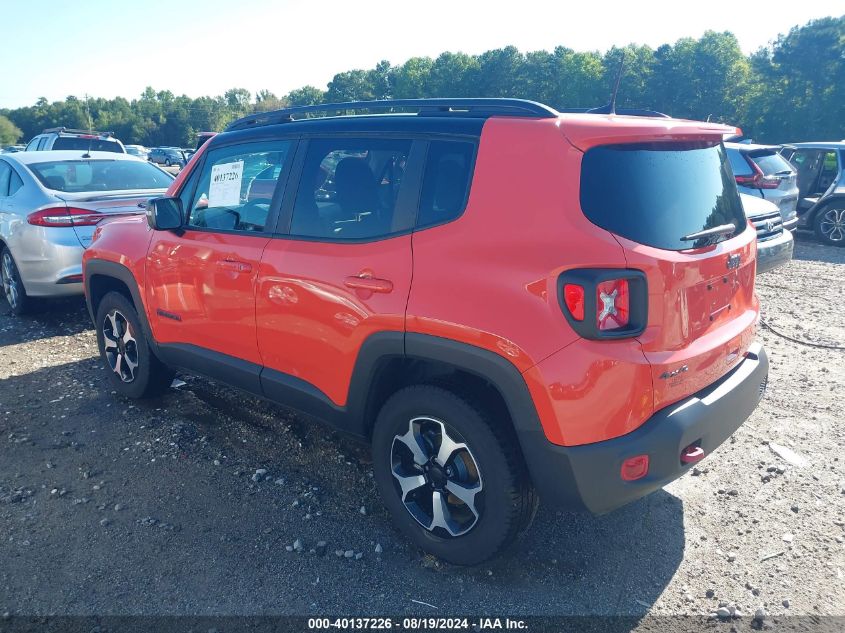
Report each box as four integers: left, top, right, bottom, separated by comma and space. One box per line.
0, 234, 842, 623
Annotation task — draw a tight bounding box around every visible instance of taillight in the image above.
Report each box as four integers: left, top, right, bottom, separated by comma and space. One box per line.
558, 269, 647, 339
735, 158, 780, 190
596, 278, 629, 331
563, 284, 585, 321
27, 207, 105, 227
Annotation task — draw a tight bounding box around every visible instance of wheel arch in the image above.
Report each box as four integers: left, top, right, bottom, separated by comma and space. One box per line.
84, 260, 154, 343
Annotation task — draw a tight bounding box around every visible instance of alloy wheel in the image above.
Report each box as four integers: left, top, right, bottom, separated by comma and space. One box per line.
2, 252, 19, 309
819, 207, 845, 243
391, 416, 483, 538
102, 310, 139, 383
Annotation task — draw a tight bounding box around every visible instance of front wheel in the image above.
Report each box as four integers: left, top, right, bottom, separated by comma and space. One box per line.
95, 291, 174, 398
164, 158, 171, 167
372, 385, 537, 565
1, 247, 32, 315
814, 204, 845, 246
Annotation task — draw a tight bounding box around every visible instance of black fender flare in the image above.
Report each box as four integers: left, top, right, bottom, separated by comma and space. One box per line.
84, 259, 155, 343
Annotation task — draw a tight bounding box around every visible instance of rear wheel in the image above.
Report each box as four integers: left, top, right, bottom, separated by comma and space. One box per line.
1, 248, 32, 315
95, 291, 174, 398
814, 203, 845, 246
372, 385, 537, 565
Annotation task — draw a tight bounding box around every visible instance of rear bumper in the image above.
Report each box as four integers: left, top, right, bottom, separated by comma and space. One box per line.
756, 230, 794, 274
522, 342, 768, 514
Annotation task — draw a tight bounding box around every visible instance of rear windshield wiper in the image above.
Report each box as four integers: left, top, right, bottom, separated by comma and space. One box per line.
680, 223, 736, 244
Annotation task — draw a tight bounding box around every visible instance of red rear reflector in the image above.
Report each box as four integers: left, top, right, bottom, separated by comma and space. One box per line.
27, 207, 105, 227
620, 455, 649, 481
563, 284, 585, 321
596, 278, 629, 330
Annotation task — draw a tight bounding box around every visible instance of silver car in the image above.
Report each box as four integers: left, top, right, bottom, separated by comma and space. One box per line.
0, 151, 173, 314
739, 192, 794, 274
726, 142, 799, 231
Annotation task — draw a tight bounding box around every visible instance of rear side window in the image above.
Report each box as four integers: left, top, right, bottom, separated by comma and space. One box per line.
290, 138, 412, 240
417, 140, 474, 228
52, 137, 124, 153
0, 162, 10, 196
749, 150, 793, 175
580, 142, 746, 250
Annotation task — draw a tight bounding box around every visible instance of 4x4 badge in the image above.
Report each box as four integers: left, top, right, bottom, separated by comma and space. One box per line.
726, 253, 741, 270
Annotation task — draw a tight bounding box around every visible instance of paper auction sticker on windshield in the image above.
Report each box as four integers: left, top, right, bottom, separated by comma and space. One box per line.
208, 161, 243, 207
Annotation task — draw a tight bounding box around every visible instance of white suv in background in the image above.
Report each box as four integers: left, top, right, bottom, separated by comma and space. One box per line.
25, 128, 126, 154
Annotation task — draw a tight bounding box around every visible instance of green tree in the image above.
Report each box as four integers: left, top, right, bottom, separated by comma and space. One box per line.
286, 85, 325, 106
0, 114, 22, 145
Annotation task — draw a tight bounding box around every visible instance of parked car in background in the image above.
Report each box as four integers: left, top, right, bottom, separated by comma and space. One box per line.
739, 192, 793, 273
779, 142, 845, 245
1, 145, 25, 154
25, 128, 126, 153
124, 144, 149, 160
148, 147, 186, 167
0, 151, 173, 314
83, 98, 768, 564
725, 142, 798, 231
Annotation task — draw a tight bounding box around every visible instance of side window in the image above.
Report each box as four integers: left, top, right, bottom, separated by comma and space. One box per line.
36, 137, 49, 150
290, 138, 412, 240
819, 151, 838, 190
8, 169, 23, 196
26, 138, 40, 151
417, 140, 475, 228
187, 140, 292, 233
0, 162, 10, 196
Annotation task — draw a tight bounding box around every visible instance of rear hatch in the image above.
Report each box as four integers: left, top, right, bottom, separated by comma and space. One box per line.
55, 190, 165, 247
569, 121, 758, 410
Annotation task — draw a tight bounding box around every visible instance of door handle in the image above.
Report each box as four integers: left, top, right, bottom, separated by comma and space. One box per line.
217, 259, 253, 273
344, 275, 393, 293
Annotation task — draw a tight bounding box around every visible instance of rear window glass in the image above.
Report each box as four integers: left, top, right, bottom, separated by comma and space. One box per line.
30, 160, 174, 192
749, 150, 793, 175
580, 142, 746, 250
727, 148, 753, 176
52, 137, 124, 153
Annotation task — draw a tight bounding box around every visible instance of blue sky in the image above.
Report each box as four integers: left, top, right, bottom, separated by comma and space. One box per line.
2, 0, 842, 108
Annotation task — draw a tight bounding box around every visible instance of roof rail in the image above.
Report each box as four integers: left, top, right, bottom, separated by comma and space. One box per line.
226, 98, 559, 131
41, 127, 114, 137
559, 107, 671, 118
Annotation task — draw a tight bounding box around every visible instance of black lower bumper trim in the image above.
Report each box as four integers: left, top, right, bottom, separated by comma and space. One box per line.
524, 342, 768, 514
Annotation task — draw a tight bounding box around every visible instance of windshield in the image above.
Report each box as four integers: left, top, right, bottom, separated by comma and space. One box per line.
30, 160, 174, 192
580, 142, 746, 250
52, 137, 124, 153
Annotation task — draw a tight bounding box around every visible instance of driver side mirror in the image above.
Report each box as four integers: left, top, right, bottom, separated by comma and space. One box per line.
146, 196, 183, 231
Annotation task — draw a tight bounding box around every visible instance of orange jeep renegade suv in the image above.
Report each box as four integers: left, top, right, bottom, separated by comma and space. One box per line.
83, 99, 768, 565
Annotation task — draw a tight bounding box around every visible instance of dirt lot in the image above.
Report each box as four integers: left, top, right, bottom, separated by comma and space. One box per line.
0, 235, 843, 624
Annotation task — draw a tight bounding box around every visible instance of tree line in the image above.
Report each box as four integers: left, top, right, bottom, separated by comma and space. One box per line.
1, 15, 841, 147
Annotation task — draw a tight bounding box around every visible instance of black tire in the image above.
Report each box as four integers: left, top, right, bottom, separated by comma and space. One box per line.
813, 203, 845, 246
165, 158, 171, 167
372, 384, 537, 565
1, 247, 32, 316
95, 291, 174, 398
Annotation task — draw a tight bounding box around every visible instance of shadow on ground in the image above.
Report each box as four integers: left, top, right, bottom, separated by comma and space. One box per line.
0, 359, 684, 618
0, 296, 91, 347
